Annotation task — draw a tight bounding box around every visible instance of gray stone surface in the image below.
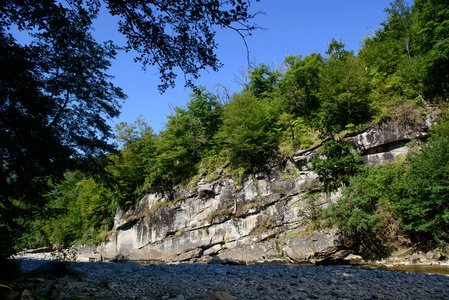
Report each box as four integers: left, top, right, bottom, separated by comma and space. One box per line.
17, 259, 449, 300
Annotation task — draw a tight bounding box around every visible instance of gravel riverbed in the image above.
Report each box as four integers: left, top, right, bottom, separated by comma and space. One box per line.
15, 259, 449, 300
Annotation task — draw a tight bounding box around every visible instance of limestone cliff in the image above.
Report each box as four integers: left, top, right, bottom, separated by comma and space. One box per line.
78, 114, 437, 264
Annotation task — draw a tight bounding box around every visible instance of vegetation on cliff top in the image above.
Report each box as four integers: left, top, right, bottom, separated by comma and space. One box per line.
2, 0, 449, 259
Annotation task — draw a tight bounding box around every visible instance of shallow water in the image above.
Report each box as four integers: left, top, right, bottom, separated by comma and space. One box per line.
376, 264, 449, 275
324, 263, 449, 275
132, 260, 449, 276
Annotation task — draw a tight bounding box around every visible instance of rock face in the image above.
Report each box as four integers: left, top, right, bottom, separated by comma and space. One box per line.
79, 116, 434, 264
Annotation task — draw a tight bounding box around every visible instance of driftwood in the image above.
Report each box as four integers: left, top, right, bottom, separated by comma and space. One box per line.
24, 246, 53, 254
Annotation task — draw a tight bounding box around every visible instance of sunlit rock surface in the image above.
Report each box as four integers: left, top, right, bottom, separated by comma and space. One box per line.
79, 116, 435, 264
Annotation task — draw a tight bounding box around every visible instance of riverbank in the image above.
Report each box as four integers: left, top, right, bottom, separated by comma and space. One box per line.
6, 258, 449, 300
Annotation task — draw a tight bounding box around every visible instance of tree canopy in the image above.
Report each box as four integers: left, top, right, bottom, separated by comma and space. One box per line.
0, 0, 262, 199
0, 0, 261, 262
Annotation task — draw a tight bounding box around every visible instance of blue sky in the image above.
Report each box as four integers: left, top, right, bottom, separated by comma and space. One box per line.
92, 0, 394, 133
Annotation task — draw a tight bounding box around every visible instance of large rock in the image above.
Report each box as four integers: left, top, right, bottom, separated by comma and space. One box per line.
281, 229, 349, 263
207, 291, 238, 300
119, 261, 145, 272
86, 114, 437, 265
348, 115, 435, 165
216, 242, 282, 265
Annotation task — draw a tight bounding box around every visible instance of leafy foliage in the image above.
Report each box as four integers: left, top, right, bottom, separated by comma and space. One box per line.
218, 91, 278, 168
153, 88, 223, 189
108, 117, 156, 207
413, 0, 449, 100
318, 48, 372, 134
41, 171, 113, 246
1, 4, 124, 260
105, 0, 262, 92
392, 135, 449, 244
248, 63, 281, 99
320, 114, 449, 254
280, 54, 323, 125
312, 139, 363, 193
320, 163, 405, 256
2, 0, 261, 92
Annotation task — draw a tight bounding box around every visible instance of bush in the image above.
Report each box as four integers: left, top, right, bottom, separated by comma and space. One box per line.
320, 163, 405, 257
312, 139, 363, 193
320, 121, 449, 255
392, 135, 449, 245
219, 91, 278, 168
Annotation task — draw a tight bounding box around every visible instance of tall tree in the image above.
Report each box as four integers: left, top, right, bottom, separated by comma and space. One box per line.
381, 0, 413, 44
319, 47, 372, 134
108, 117, 156, 207
1, 13, 124, 200
280, 53, 323, 124
0, 0, 260, 260
0, 5, 124, 261
219, 91, 277, 167
152, 88, 222, 190
248, 63, 280, 99
413, 0, 449, 101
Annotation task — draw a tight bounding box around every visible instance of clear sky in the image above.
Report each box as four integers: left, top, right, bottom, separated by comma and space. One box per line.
91, 0, 395, 133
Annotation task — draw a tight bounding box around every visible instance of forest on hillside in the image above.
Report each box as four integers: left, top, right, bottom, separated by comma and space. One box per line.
1, 0, 449, 261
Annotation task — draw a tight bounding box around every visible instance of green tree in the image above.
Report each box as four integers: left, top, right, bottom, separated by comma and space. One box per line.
108, 117, 156, 208
248, 63, 281, 99
185, 88, 223, 151
413, 0, 449, 101
312, 139, 363, 194
318, 51, 372, 134
16, 170, 114, 248
0, 7, 124, 260
219, 91, 278, 168
392, 135, 449, 244
359, 0, 428, 109
326, 38, 348, 60
152, 89, 222, 190
381, 0, 413, 45
42, 172, 113, 246
280, 53, 323, 125
320, 162, 404, 257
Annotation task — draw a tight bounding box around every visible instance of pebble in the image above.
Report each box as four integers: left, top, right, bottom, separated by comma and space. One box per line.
14, 259, 449, 300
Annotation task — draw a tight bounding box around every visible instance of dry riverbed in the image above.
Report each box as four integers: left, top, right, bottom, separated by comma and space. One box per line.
4, 258, 449, 300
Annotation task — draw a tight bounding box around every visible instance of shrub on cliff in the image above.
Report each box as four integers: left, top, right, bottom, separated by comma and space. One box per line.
320, 115, 449, 255
312, 139, 363, 194
392, 134, 449, 245
320, 162, 405, 257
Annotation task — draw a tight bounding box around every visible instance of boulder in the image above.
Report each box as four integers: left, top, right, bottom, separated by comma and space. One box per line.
120, 261, 145, 273
204, 244, 223, 256
345, 254, 363, 264
178, 248, 203, 261
207, 291, 238, 300
216, 242, 282, 265
21, 289, 33, 300
198, 183, 217, 197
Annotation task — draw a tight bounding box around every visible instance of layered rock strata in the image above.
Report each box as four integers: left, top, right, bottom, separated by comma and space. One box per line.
80, 115, 435, 264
